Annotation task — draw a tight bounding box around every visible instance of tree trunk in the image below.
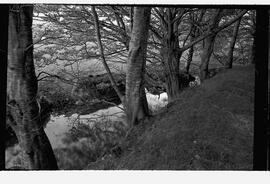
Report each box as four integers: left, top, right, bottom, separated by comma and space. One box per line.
130, 7, 134, 32
6, 5, 58, 170
161, 47, 182, 102
185, 19, 196, 74
186, 27, 196, 73
199, 9, 222, 81
251, 32, 256, 64
91, 6, 124, 102
199, 34, 216, 80
186, 46, 194, 73
225, 18, 241, 69
0, 4, 9, 170
125, 7, 151, 126
160, 8, 183, 102
253, 7, 269, 171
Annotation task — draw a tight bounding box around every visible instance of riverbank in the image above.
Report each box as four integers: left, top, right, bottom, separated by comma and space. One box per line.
87, 65, 254, 170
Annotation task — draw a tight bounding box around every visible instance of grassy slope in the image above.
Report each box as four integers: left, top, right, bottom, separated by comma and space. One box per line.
88, 65, 254, 170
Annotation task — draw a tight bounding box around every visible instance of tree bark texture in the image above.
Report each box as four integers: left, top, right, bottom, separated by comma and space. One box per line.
199, 9, 222, 81
161, 48, 182, 102
6, 5, 58, 170
160, 8, 183, 102
225, 18, 241, 69
125, 7, 151, 126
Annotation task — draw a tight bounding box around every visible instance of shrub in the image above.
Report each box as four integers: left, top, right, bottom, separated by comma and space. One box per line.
54, 115, 127, 169
49, 91, 76, 113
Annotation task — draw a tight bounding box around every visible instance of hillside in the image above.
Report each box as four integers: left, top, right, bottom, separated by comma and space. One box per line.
88, 65, 254, 170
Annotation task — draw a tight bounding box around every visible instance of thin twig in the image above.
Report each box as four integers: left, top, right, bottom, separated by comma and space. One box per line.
91, 6, 124, 102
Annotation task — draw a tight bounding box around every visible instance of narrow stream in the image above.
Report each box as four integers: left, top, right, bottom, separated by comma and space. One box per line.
5, 92, 168, 169
44, 105, 125, 149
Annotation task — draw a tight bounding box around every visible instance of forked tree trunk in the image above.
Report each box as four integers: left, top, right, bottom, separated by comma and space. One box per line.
160, 8, 183, 102
225, 18, 241, 69
199, 9, 222, 80
6, 5, 58, 170
125, 7, 151, 126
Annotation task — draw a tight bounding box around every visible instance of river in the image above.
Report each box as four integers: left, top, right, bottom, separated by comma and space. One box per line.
5, 91, 168, 169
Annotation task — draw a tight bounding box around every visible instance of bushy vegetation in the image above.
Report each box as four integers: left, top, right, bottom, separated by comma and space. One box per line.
6, 113, 128, 170
37, 78, 75, 112
53, 115, 127, 169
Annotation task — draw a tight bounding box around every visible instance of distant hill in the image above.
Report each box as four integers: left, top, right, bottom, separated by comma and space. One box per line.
88, 65, 254, 170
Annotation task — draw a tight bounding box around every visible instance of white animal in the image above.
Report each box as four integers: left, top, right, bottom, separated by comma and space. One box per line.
159, 92, 168, 103
145, 88, 168, 111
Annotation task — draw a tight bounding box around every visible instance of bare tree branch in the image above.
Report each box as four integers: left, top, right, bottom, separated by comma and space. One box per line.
91, 6, 124, 102
153, 7, 167, 28
178, 10, 248, 53
37, 71, 76, 86
149, 25, 162, 41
